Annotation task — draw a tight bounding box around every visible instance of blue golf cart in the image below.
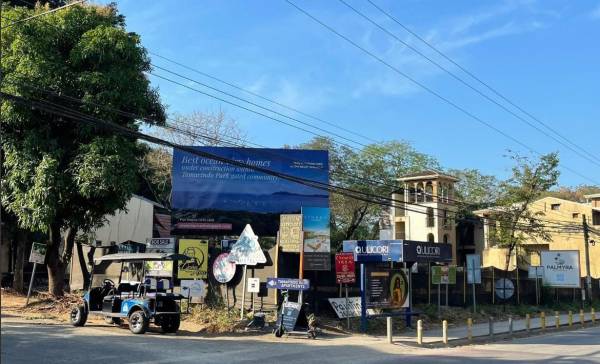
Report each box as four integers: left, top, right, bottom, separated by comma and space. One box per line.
70, 252, 190, 334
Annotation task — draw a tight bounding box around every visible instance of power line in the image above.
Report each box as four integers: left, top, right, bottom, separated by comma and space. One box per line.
366, 0, 600, 166
1, 0, 85, 29
338, 0, 600, 168
285, 0, 600, 186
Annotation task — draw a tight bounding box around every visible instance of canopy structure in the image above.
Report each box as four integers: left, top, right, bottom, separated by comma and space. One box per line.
94, 252, 190, 263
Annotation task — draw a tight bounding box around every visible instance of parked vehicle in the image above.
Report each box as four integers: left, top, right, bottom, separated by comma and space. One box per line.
70, 252, 190, 334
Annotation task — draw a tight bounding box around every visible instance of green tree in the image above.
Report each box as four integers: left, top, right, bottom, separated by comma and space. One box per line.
1, 3, 165, 296
542, 185, 600, 203
491, 153, 560, 271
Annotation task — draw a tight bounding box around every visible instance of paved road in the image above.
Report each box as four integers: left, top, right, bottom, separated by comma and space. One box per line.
2, 315, 599, 363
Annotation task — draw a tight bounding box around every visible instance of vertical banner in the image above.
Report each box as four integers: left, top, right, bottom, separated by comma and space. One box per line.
302, 207, 331, 271
177, 239, 208, 279
279, 214, 302, 253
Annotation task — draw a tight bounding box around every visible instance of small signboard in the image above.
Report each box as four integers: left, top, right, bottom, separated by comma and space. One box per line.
528, 266, 544, 279
146, 238, 175, 252
212, 253, 236, 283
335, 252, 356, 284
280, 301, 302, 332
541, 250, 581, 288
495, 278, 515, 300
266, 277, 310, 291
228, 224, 266, 266
178, 239, 208, 279
431, 265, 457, 285
402, 240, 453, 263
279, 214, 302, 253
247, 277, 260, 293
303, 207, 331, 271
366, 268, 409, 309
328, 297, 361, 318
180, 279, 207, 302
466, 254, 482, 284
29, 242, 47, 265
146, 238, 175, 277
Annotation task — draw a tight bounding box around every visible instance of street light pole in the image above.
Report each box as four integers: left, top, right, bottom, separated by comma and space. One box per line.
583, 215, 592, 301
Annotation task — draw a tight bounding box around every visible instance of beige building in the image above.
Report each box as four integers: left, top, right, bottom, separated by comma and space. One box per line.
474, 195, 600, 278
390, 171, 458, 264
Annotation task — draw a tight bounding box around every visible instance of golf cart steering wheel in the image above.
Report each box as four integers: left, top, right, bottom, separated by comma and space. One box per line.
102, 279, 115, 288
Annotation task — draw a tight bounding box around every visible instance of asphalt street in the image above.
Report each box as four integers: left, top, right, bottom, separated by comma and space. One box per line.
2, 315, 600, 363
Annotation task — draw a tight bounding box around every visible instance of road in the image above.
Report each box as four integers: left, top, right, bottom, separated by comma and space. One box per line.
2, 315, 600, 363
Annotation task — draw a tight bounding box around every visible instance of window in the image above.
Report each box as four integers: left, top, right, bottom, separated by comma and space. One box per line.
593, 210, 600, 226
426, 207, 435, 227
572, 213, 580, 219
427, 233, 435, 243
442, 210, 449, 228
425, 182, 433, 202
551, 204, 561, 211
417, 182, 425, 203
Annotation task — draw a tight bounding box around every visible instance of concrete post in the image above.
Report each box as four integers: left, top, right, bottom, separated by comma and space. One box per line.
508, 316, 513, 337
555, 311, 560, 328
442, 320, 448, 345
541, 311, 546, 330
386, 317, 393, 344
417, 319, 423, 345
467, 318, 473, 342
488, 317, 494, 339
592, 308, 596, 324
568, 311, 573, 327
525, 314, 531, 332
580, 309, 585, 327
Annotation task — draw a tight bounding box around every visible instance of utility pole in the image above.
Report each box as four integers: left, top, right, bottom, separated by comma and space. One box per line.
583, 215, 592, 301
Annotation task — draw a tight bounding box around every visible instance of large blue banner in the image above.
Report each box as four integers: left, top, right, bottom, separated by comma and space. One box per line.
171, 147, 329, 235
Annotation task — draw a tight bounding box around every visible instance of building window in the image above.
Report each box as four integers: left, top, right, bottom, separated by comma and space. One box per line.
425, 182, 433, 202
442, 210, 449, 229
593, 210, 600, 226
572, 213, 580, 219
427, 233, 435, 243
426, 207, 435, 227
551, 204, 561, 211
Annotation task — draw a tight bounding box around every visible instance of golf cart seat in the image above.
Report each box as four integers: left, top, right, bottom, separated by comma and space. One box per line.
117, 282, 139, 298
142, 278, 172, 296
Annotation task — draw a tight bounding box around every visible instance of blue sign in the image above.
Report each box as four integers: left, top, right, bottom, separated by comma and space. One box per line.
171, 147, 329, 235
266, 277, 310, 291
343, 240, 403, 262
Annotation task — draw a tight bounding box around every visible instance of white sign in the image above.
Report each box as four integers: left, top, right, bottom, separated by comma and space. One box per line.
228, 225, 266, 266
146, 238, 175, 252
528, 266, 544, 279
29, 242, 47, 265
466, 254, 481, 284
180, 280, 207, 300
328, 297, 361, 318
541, 250, 581, 288
247, 277, 260, 293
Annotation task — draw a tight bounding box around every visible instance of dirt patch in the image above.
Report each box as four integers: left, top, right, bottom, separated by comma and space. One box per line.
1, 288, 82, 322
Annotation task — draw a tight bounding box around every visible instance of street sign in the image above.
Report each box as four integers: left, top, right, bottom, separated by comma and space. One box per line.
431, 265, 457, 285
466, 254, 482, 284
29, 242, 47, 264
541, 250, 581, 288
228, 224, 266, 266
328, 297, 361, 318
266, 277, 310, 291
495, 278, 515, 300
335, 253, 356, 284
212, 253, 236, 283
247, 277, 260, 293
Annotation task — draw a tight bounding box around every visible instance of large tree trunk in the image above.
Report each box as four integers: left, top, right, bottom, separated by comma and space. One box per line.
76, 242, 95, 290
12, 229, 26, 293
46, 224, 76, 297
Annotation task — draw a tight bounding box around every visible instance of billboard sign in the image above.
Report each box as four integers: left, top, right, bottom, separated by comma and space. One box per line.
171, 147, 329, 236
342, 240, 403, 262
279, 214, 302, 252
335, 253, 356, 284
302, 207, 331, 271
402, 240, 453, 263
177, 239, 208, 279
365, 268, 409, 309
541, 250, 581, 288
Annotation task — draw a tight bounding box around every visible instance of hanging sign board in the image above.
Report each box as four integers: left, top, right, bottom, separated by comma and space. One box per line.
431, 265, 457, 285
228, 224, 266, 266
29, 242, 47, 265
302, 207, 331, 271
212, 253, 236, 283
342, 240, 403, 262
541, 250, 581, 288
247, 277, 260, 293
365, 268, 409, 309
328, 297, 361, 318
178, 239, 208, 279
466, 254, 482, 284
335, 253, 356, 284
279, 214, 302, 253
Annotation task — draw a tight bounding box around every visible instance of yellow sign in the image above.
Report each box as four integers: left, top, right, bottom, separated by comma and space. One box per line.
279, 214, 302, 252
177, 239, 208, 279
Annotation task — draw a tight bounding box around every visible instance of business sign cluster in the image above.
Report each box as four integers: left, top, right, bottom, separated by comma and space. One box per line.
171, 147, 329, 236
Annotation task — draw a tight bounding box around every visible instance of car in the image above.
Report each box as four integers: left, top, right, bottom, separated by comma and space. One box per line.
70, 252, 191, 334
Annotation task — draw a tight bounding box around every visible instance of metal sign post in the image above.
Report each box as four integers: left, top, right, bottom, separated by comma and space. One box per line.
345, 284, 350, 330
240, 265, 247, 320
25, 263, 38, 306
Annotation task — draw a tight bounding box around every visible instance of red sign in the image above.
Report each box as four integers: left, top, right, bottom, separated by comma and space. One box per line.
335, 253, 356, 284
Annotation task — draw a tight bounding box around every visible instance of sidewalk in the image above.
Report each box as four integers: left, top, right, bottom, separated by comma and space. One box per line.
393, 311, 596, 345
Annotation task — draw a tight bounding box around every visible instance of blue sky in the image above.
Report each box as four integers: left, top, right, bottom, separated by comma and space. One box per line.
98, 0, 600, 187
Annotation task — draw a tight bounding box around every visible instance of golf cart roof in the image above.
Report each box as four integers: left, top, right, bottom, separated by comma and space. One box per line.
94, 252, 190, 263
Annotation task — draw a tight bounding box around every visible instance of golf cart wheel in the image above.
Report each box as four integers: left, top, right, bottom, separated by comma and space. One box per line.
105, 317, 122, 325
70, 305, 87, 327
129, 310, 149, 334
161, 314, 181, 334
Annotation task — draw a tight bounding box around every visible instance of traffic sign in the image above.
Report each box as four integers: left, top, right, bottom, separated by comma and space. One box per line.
335, 253, 356, 284
266, 277, 310, 291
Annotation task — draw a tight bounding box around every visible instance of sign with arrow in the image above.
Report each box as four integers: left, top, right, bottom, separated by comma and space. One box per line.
266, 277, 310, 291
228, 224, 266, 266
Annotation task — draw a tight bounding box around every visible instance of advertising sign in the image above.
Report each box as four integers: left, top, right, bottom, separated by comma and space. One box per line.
279, 214, 302, 252
328, 297, 361, 318
212, 253, 236, 283
335, 253, 356, 284
541, 250, 581, 288
266, 277, 310, 291
29, 242, 47, 265
466, 254, 482, 284
431, 265, 457, 285
342, 240, 403, 262
171, 147, 329, 236
180, 279, 207, 301
280, 301, 302, 332
366, 268, 409, 309
145, 238, 175, 277
247, 277, 260, 293
402, 240, 453, 263
302, 207, 331, 271
177, 239, 208, 279
228, 224, 266, 266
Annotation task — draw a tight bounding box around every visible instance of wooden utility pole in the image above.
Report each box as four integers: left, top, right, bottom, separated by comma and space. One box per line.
583, 215, 592, 301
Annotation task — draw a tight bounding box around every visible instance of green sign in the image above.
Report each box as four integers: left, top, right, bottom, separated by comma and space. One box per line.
431, 265, 456, 285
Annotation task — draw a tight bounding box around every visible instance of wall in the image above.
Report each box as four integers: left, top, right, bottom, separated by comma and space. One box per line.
92, 196, 154, 245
